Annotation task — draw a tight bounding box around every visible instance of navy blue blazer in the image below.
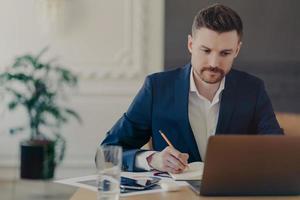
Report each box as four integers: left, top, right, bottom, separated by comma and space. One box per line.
101, 63, 283, 171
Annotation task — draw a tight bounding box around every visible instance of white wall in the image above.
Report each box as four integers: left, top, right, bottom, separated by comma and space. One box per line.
0, 0, 164, 179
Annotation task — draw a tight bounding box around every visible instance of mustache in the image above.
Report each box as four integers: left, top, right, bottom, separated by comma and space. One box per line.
201, 66, 225, 75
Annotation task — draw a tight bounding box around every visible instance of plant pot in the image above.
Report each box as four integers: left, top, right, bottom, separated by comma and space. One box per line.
20, 139, 55, 179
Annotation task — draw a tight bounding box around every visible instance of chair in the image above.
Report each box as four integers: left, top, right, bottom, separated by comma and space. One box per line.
276, 112, 300, 136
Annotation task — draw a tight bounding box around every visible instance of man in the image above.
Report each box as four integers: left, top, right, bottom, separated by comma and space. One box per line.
101, 4, 283, 174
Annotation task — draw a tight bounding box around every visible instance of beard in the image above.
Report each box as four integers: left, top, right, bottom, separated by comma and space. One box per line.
198, 66, 225, 84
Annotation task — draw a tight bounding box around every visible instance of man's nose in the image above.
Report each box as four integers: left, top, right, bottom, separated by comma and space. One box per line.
208, 54, 220, 68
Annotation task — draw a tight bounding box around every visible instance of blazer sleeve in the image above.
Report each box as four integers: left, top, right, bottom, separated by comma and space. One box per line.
101, 76, 153, 171
254, 81, 284, 135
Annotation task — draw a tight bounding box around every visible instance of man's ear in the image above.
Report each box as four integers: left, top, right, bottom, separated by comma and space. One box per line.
187, 34, 193, 54
234, 41, 242, 58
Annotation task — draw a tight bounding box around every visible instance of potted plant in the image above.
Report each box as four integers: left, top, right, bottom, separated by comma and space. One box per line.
0, 48, 81, 179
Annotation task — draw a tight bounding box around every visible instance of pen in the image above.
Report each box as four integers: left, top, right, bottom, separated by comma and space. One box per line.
159, 130, 189, 169
159, 130, 174, 148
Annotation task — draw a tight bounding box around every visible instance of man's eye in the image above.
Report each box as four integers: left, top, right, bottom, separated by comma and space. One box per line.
221, 52, 230, 56
202, 49, 210, 54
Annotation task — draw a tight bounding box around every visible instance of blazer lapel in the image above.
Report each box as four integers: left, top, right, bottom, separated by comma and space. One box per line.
174, 63, 202, 162
216, 71, 237, 134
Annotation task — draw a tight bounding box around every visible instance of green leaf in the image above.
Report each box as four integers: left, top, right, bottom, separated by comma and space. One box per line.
36, 46, 49, 61
9, 127, 25, 135
8, 101, 19, 110
5, 88, 27, 104
12, 57, 27, 68
55, 67, 78, 86
41, 105, 68, 124
13, 55, 36, 69
64, 108, 82, 123
6, 73, 34, 82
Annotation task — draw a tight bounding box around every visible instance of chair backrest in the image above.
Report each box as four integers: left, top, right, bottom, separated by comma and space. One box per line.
276, 112, 300, 136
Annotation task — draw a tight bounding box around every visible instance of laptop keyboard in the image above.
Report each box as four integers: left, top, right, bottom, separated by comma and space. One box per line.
186, 180, 202, 195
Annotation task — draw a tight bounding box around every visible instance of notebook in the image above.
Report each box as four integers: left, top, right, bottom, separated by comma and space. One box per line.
169, 162, 204, 180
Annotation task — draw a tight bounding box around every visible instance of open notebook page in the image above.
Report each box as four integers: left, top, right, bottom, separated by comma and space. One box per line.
169, 161, 204, 180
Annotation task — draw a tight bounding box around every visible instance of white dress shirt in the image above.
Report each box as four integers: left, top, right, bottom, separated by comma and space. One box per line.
188, 70, 225, 160
135, 69, 225, 170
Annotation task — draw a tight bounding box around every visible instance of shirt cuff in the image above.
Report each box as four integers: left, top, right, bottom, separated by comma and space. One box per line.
135, 151, 157, 171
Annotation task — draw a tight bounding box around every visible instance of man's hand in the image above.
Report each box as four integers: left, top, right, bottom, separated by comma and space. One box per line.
147, 146, 189, 174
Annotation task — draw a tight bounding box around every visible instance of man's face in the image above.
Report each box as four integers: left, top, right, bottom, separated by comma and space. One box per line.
188, 28, 242, 84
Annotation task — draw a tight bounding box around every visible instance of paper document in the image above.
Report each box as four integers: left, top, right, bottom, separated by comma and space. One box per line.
55, 172, 188, 197
169, 162, 204, 180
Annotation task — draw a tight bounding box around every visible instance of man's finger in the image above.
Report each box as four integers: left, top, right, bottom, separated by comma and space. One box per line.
165, 161, 183, 174
166, 154, 186, 170
177, 153, 189, 165
167, 154, 185, 170
168, 148, 189, 167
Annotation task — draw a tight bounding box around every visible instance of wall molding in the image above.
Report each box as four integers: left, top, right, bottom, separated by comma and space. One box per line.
69, 0, 148, 80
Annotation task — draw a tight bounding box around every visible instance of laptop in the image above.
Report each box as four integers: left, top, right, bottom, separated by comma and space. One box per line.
187, 135, 300, 196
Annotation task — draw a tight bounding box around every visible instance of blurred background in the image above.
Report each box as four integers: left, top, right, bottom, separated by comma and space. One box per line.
165, 0, 300, 113
0, 0, 299, 180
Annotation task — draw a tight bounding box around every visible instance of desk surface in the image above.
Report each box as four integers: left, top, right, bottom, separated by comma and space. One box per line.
71, 187, 300, 200
0, 179, 76, 200
2, 179, 300, 200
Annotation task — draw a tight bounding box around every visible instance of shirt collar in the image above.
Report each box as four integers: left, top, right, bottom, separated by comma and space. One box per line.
190, 69, 225, 104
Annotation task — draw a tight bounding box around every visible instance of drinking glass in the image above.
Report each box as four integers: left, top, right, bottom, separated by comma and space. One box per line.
95, 145, 122, 200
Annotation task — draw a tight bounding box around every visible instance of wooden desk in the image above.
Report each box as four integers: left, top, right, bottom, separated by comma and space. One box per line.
0, 179, 76, 200
71, 186, 300, 200
2, 179, 299, 200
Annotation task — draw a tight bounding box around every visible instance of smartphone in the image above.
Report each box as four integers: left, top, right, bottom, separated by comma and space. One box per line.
120, 176, 160, 190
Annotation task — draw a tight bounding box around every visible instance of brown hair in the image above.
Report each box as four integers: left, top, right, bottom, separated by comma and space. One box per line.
192, 3, 243, 40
